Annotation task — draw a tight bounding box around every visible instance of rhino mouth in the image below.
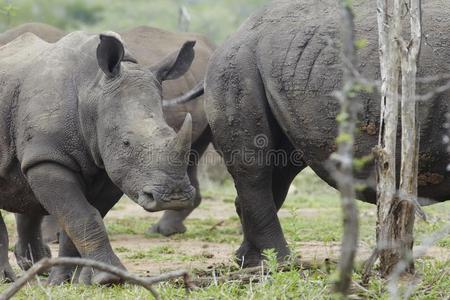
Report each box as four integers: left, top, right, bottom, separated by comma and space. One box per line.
137, 186, 195, 212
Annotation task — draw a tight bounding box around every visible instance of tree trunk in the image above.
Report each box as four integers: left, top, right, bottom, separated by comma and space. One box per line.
376, 0, 421, 277
396, 0, 421, 276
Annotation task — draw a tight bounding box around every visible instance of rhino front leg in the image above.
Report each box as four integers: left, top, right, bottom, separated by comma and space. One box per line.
48, 176, 123, 285
150, 127, 211, 236
26, 163, 124, 285
0, 212, 15, 282
14, 213, 51, 271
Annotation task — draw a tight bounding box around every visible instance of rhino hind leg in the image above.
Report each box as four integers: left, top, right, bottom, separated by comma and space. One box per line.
231, 160, 291, 267
206, 49, 306, 266
41, 215, 60, 244
47, 230, 83, 285
235, 139, 306, 267
0, 212, 15, 282
14, 213, 51, 272
271, 138, 307, 210
149, 127, 212, 237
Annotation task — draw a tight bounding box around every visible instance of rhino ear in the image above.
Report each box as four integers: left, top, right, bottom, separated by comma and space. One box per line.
150, 40, 196, 82
97, 33, 125, 78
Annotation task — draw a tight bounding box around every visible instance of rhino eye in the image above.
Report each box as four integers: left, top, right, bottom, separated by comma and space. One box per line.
123, 140, 130, 147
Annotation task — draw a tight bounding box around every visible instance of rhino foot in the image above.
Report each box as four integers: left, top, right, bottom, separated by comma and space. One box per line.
235, 242, 263, 268
14, 241, 51, 271
148, 221, 187, 237
49, 266, 123, 286
48, 265, 75, 285
77, 265, 124, 285
92, 271, 123, 285
0, 262, 16, 283
235, 241, 291, 268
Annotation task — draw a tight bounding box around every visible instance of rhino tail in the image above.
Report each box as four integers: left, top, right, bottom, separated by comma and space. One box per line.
163, 81, 205, 107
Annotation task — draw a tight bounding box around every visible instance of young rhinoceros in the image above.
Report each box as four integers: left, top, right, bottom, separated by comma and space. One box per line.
0, 31, 196, 284
1, 23, 215, 239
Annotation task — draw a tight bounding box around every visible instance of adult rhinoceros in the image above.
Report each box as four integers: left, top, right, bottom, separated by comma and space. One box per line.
0, 22, 63, 45
1, 23, 215, 239
204, 0, 450, 267
0, 30, 198, 284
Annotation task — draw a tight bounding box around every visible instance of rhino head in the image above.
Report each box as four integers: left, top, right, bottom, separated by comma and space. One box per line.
81, 33, 196, 212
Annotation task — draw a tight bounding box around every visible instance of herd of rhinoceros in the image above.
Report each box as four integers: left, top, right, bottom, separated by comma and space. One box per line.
0, 0, 449, 286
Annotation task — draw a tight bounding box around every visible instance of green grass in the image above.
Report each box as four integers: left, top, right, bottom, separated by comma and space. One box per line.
1, 258, 447, 299
174, 217, 242, 244
106, 217, 156, 236
1, 168, 449, 299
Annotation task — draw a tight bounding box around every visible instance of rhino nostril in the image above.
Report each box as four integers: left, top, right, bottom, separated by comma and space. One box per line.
142, 187, 155, 201
143, 186, 153, 194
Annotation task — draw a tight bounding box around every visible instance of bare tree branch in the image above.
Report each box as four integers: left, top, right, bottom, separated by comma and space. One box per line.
332, 1, 360, 296
0, 257, 195, 300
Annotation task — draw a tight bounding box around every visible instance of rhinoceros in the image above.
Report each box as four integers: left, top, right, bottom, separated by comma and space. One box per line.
204, 0, 450, 267
0, 22, 63, 45
0, 30, 199, 284
1, 23, 215, 240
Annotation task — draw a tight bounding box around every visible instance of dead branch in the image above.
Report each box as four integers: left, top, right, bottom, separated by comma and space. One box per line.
332, 1, 361, 296
0, 257, 194, 300
191, 259, 330, 287
208, 220, 225, 231
416, 80, 450, 101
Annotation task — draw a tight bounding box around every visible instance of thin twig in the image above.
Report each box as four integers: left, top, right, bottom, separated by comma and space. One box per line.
208, 220, 225, 231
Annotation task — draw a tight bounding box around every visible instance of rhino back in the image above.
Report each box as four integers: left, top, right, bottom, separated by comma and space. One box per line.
0, 33, 50, 174
121, 26, 215, 140
0, 32, 51, 74
0, 23, 64, 47
256, 0, 450, 192
1, 32, 99, 184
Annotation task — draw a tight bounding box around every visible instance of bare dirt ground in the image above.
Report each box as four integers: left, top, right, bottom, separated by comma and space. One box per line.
7, 195, 449, 277
109, 198, 450, 275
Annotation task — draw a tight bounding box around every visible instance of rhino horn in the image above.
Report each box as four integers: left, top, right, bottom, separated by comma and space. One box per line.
171, 113, 192, 163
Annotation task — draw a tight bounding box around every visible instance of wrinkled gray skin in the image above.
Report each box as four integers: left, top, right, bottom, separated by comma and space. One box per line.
1, 24, 214, 240
205, 0, 450, 267
0, 31, 198, 283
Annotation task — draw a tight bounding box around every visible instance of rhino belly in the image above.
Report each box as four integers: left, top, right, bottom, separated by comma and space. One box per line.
0, 162, 46, 214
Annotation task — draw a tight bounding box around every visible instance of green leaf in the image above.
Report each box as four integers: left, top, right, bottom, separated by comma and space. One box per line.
336, 133, 353, 144
355, 38, 368, 49
336, 112, 349, 123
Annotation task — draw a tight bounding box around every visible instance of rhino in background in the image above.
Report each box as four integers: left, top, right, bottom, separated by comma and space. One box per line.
0, 22, 63, 45
0, 23, 215, 239
204, 0, 450, 267
0, 30, 197, 284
